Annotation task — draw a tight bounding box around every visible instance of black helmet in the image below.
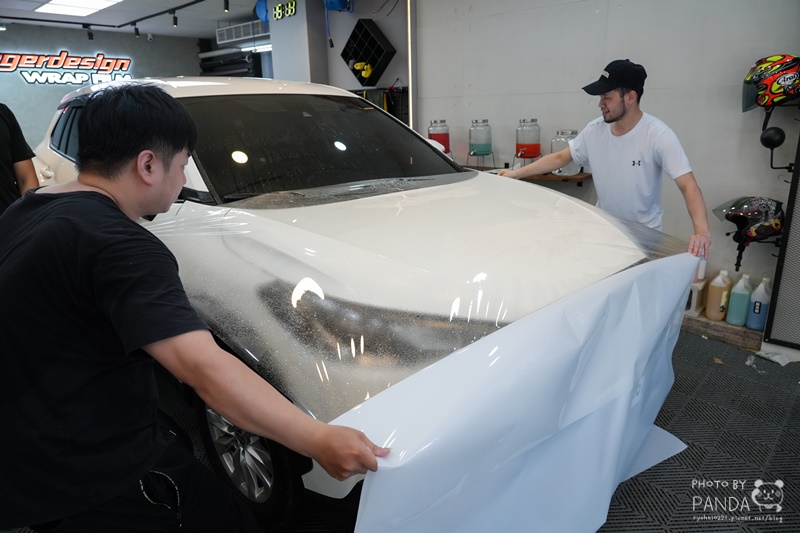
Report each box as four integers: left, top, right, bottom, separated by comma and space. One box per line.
713, 197, 784, 271
714, 196, 784, 243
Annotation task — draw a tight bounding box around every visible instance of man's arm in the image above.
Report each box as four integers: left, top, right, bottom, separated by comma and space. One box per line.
498, 146, 573, 179
145, 329, 389, 481
674, 172, 711, 258
13, 159, 38, 193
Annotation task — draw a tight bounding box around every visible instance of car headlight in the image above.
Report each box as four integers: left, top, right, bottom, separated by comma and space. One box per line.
204, 279, 504, 422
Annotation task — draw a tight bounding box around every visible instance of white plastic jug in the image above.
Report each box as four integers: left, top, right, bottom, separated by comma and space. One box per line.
726, 274, 752, 327
705, 270, 732, 321
746, 276, 771, 331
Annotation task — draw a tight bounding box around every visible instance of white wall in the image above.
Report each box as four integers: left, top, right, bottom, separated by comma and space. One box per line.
414, 0, 800, 282
267, 0, 329, 83
268, 0, 408, 90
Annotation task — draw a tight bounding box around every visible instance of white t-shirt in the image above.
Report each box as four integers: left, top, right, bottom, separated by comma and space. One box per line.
569, 113, 691, 229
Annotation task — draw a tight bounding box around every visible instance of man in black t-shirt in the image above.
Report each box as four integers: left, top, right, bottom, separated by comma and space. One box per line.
0, 103, 38, 215
0, 84, 389, 532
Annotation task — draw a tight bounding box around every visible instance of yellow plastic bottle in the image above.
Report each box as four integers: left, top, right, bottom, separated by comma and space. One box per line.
705, 269, 732, 321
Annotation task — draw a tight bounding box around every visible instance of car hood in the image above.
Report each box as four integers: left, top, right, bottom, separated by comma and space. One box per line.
146, 172, 684, 422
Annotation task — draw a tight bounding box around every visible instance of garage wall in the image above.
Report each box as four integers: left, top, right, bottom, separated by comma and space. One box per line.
414, 0, 800, 281
3, 1, 799, 281
0, 24, 203, 145
266, 0, 409, 91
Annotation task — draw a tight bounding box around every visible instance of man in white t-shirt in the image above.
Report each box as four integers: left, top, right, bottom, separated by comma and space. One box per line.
499, 59, 711, 258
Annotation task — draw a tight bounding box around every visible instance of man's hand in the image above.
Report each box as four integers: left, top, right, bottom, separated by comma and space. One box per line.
674, 173, 711, 259
310, 424, 391, 480
688, 231, 711, 258
497, 168, 517, 178
146, 330, 390, 481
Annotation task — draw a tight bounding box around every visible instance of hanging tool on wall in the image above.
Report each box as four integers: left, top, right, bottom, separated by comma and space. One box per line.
371, 0, 399, 17
254, 0, 268, 22
324, 0, 354, 48
385, 78, 401, 109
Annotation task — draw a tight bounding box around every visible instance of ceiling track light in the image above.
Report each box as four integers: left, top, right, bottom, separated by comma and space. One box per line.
170, 10, 177, 27
133, 23, 140, 37
224, 0, 229, 12
83, 24, 93, 41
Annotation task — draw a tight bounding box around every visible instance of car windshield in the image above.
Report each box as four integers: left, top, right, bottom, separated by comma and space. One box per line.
179, 94, 461, 202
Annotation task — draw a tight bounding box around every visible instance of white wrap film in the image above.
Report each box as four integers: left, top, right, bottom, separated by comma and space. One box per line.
331, 253, 697, 532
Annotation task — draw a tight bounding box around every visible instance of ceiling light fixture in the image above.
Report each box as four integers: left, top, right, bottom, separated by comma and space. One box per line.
133, 23, 139, 37
0, 21, 6, 32
224, 0, 230, 12
36, 0, 123, 17
83, 24, 93, 40
10, 0, 207, 35
240, 43, 273, 53
170, 10, 177, 27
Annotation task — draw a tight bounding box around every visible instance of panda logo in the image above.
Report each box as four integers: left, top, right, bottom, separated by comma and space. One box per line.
750, 479, 784, 512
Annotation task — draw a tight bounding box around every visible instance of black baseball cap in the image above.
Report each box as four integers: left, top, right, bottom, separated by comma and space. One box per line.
582, 59, 647, 95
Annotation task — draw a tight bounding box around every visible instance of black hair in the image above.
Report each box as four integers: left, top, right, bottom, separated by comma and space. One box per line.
616, 86, 643, 103
76, 83, 197, 178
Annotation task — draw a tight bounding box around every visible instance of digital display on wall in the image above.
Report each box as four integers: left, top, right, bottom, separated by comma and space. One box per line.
273, 1, 297, 20
0, 50, 133, 85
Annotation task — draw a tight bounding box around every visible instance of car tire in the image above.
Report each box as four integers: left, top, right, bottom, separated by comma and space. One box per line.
193, 393, 306, 529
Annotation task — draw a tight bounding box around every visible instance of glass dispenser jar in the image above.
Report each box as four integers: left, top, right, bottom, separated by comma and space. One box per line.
516, 118, 541, 158
551, 129, 580, 175
427, 119, 450, 154
469, 119, 492, 156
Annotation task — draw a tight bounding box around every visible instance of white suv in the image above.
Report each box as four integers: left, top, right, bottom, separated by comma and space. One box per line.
34, 77, 694, 532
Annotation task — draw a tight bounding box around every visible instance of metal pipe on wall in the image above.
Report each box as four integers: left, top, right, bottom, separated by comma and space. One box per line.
406, 0, 416, 130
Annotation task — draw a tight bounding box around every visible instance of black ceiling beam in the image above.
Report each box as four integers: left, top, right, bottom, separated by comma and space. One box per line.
0, 15, 115, 29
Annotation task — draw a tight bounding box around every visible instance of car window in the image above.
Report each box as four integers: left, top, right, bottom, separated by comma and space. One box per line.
49, 109, 69, 153
49, 105, 81, 162
179, 94, 460, 202
62, 108, 81, 161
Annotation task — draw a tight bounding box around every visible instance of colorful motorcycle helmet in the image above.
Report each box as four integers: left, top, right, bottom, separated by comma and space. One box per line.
713, 197, 784, 244
742, 54, 800, 112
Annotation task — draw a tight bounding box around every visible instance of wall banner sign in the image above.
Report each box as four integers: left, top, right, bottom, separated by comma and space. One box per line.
0, 50, 133, 85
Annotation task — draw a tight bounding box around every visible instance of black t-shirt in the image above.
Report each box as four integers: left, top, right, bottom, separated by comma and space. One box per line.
0, 190, 207, 527
0, 103, 35, 215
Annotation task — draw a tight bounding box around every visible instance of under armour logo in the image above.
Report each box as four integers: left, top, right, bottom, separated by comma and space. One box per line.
632, 160, 641, 166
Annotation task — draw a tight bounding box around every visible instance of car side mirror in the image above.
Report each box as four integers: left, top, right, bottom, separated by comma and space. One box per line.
760, 127, 794, 173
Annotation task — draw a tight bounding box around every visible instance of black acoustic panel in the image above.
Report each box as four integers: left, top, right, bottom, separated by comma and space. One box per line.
764, 129, 800, 349
340, 18, 396, 86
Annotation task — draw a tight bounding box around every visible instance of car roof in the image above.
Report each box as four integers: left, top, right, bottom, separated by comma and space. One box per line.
58, 76, 358, 105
